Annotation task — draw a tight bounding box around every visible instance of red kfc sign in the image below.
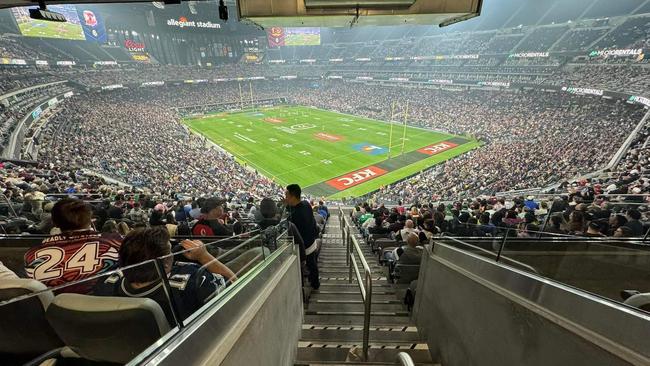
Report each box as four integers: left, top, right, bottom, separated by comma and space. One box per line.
326, 166, 387, 190
417, 141, 458, 155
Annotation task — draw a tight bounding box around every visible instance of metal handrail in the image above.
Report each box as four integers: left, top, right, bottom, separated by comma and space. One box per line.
339, 208, 372, 361
396, 352, 415, 366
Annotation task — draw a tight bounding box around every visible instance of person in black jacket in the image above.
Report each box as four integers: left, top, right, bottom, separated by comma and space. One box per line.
624, 209, 644, 237
285, 184, 320, 289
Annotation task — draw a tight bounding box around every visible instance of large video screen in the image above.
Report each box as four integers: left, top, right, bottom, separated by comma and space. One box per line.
267, 27, 320, 47
11, 5, 86, 41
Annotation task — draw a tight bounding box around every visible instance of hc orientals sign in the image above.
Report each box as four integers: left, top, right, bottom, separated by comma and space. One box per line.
326, 166, 388, 190
478, 81, 510, 88
167, 17, 221, 29
508, 52, 550, 58
561, 86, 603, 96
141, 81, 165, 87
628, 95, 650, 106
589, 49, 643, 58
429, 79, 453, 84
101, 84, 124, 90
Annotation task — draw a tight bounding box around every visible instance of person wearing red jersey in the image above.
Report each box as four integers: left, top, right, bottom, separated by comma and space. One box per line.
24, 198, 122, 293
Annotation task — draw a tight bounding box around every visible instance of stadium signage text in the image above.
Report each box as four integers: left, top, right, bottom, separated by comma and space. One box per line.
35, 60, 48, 65
326, 166, 388, 190
561, 86, 603, 96
327, 75, 343, 79
300, 59, 316, 63
56, 61, 76, 66
428, 79, 453, 84
329, 58, 343, 62
478, 81, 510, 88
141, 81, 165, 87
167, 18, 221, 29
355, 58, 371, 61
508, 52, 549, 58
101, 84, 124, 90
124, 40, 145, 52
94, 61, 118, 66
268, 60, 286, 63
280, 75, 297, 80
628, 95, 650, 106
417, 141, 458, 155
1, 58, 26, 65
389, 77, 409, 82
356, 76, 373, 80
589, 48, 643, 58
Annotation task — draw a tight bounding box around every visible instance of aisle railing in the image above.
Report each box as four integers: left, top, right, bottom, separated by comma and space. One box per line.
339, 207, 372, 361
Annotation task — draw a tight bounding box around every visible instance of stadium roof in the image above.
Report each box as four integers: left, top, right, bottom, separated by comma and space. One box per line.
237, 0, 483, 27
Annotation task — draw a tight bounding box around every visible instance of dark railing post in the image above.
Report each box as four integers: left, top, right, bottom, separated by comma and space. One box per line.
496, 227, 509, 262
154, 258, 184, 329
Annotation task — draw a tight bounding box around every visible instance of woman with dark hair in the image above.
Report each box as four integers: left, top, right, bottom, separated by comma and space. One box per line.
149, 210, 165, 226
165, 212, 178, 236
545, 214, 566, 235
567, 210, 586, 235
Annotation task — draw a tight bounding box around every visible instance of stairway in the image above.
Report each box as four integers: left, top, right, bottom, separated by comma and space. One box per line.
295, 213, 437, 366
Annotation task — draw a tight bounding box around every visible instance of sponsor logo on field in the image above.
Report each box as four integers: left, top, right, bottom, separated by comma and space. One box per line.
326, 166, 388, 190
314, 132, 343, 142
264, 117, 284, 124
417, 141, 458, 155
353, 143, 387, 156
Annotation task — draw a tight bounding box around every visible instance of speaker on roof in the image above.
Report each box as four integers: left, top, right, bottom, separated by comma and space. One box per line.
29, 8, 66, 22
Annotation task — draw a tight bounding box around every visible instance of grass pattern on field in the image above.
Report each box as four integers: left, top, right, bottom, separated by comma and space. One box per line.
183, 105, 479, 198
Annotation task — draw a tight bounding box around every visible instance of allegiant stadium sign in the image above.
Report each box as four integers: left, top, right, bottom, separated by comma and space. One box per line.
167, 17, 221, 29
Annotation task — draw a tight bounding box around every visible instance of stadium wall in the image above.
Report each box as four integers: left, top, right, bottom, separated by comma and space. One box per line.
414, 244, 650, 366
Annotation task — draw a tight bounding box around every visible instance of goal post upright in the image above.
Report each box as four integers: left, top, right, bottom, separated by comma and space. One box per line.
401, 101, 409, 155
238, 82, 244, 111
388, 101, 396, 159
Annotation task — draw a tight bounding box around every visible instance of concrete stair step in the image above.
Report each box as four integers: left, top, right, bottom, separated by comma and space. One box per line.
296, 347, 433, 364
300, 328, 421, 344
310, 293, 399, 302
304, 314, 412, 327
306, 303, 407, 314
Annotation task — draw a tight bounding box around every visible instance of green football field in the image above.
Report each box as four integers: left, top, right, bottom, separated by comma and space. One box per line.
19, 22, 86, 40
183, 105, 481, 199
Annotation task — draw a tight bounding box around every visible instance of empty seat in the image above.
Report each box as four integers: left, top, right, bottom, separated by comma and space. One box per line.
0, 278, 63, 361
46, 294, 171, 364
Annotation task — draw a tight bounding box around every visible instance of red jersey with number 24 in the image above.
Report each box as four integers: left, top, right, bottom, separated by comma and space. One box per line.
24, 230, 122, 293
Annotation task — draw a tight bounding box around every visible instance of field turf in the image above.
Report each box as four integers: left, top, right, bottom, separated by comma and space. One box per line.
183, 105, 480, 198
18, 21, 85, 41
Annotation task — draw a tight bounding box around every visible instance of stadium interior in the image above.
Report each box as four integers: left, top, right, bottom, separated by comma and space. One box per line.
0, 0, 649, 365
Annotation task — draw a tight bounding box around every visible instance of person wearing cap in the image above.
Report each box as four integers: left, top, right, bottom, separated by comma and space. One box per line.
285, 184, 320, 290
192, 197, 241, 236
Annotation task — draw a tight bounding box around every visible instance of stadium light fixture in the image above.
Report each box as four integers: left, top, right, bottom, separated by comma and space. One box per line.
29, 0, 66, 22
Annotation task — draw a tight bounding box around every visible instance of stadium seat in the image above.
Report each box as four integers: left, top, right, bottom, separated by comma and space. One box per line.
623, 292, 650, 312
46, 294, 171, 364
0, 279, 64, 360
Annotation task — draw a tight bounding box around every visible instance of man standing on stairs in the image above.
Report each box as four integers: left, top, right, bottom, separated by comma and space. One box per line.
285, 184, 320, 290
